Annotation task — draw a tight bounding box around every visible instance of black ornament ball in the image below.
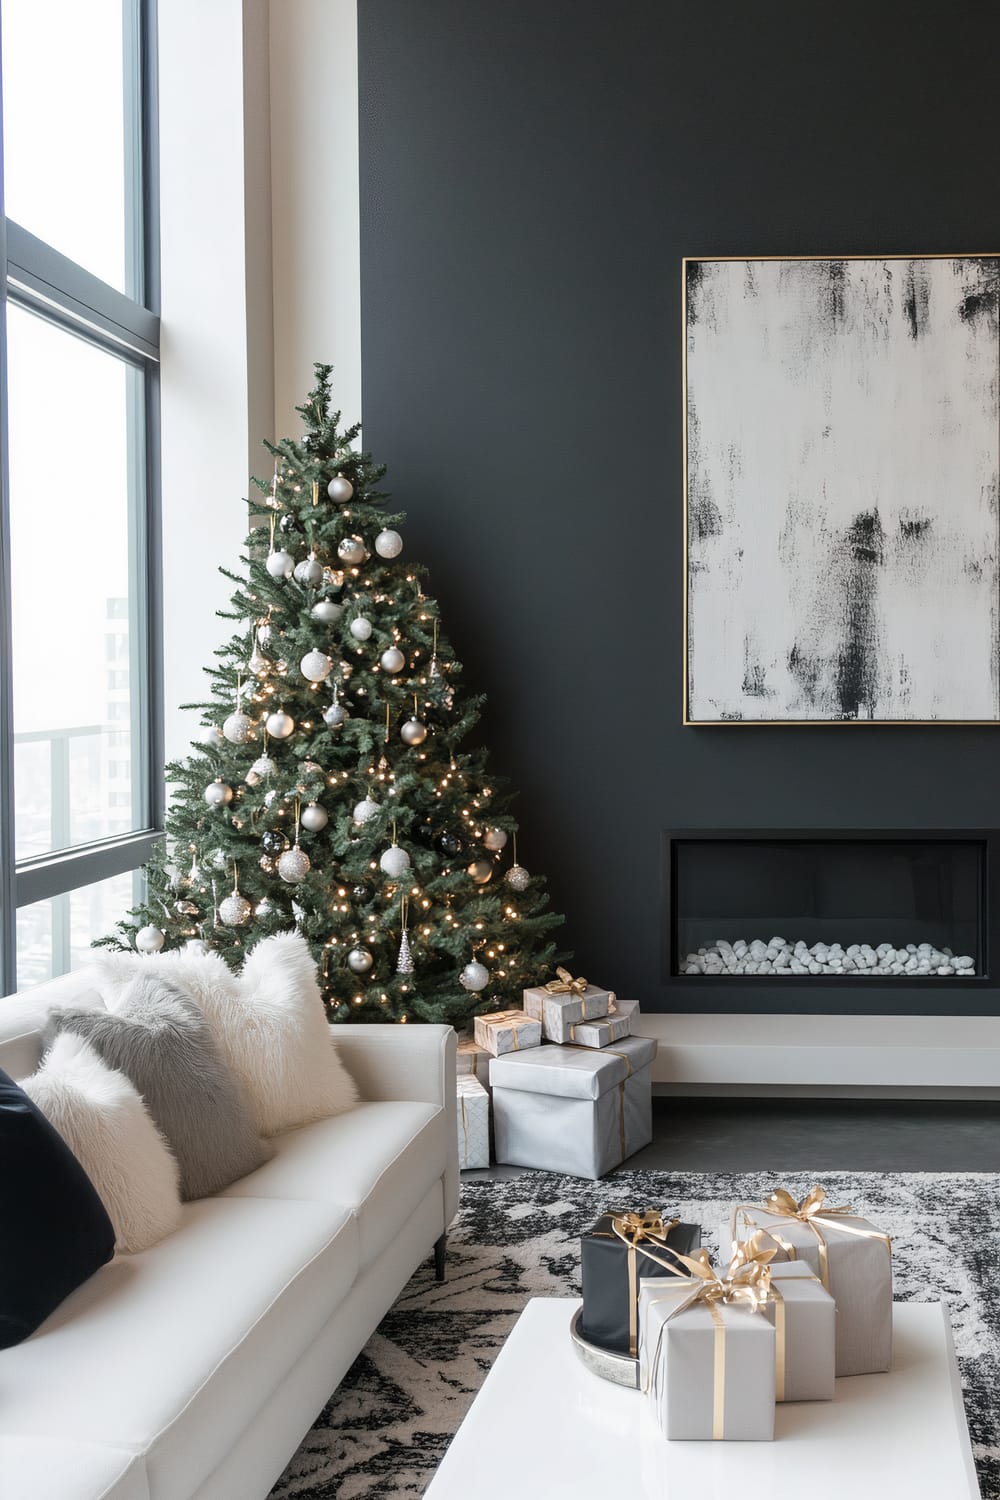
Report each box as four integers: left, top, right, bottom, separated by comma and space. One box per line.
278, 512, 303, 536
352, 885, 367, 899
439, 831, 463, 855
261, 830, 290, 856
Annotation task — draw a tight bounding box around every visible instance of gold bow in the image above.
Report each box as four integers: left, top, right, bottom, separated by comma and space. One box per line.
731, 1184, 891, 1289
606, 1210, 682, 1357
544, 966, 588, 998
480, 1008, 533, 1050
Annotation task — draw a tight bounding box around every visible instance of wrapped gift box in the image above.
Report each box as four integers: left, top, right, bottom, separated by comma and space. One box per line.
490, 1035, 656, 1179
523, 978, 613, 1043
456, 1075, 490, 1169
456, 1036, 492, 1089
473, 1009, 542, 1057
639, 1278, 775, 1441
609, 997, 640, 1021
563, 1012, 632, 1048
761, 1261, 836, 1401
581, 1211, 702, 1356
724, 1186, 892, 1376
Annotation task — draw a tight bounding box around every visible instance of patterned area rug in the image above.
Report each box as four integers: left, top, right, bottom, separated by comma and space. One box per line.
269, 1171, 997, 1498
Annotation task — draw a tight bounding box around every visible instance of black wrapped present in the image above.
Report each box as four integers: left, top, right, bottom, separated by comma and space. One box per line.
581, 1210, 702, 1356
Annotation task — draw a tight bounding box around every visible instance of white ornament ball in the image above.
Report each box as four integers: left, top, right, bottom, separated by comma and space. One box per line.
250, 754, 277, 779
196, 722, 223, 746
379, 844, 411, 877
353, 796, 379, 825
277, 845, 311, 883
265, 710, 295, 739
311, 598, 344, 624
327, 474, 354, 503
400, 716, 428, 746
219, 892, 253, 927
483, 828, 508, 852
136, 924, 165, 954
300, 802, 328, 832
266, 549, 295, 579
300, 649, 334, 683
467, 859, 493, 885
337, 536, 367, 566
375, 529, 403, 559
323, 699, 348, 727
350, 616, 373, 642
347, 947, 374, 974
222, 711, 253, 745
204, 779, 233, 807
380, 647, 405, 674
505, 864, 530, 891
294, 555, 324, 587
460, 961, 490, 993
255, 898, 273, 917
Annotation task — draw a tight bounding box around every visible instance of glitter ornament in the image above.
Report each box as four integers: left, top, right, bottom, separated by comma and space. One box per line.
300, 649, 334, 683
311, 598, 343, 624
460, 961, 490, 992
505, 864, 530, 891
483, 828, 508, 852
350, 616, 373, 642
259, 853, 276, 875
347, 947, 374, 973
204, 779, 233, 807
136, 924, 165, 954
219, 891, 252, 926
249, 753, 277, 779
327, 474, 354, 502
467, 859, 493, 885
396, 930, 414, 974
294, 554, 324, 587
265, 710, 295, 739
278, 845, 311, 883
323, 687, 348, 727
300, 802, 328, 832
222, 710, 253, 744
380, 647, 405, 674
379, 844, 411, 878
266, 548, 294, 579
375, 528, 403, 559
353, 796, 379, 825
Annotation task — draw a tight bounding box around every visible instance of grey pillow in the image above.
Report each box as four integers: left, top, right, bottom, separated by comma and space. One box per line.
44, 976, 272, 1200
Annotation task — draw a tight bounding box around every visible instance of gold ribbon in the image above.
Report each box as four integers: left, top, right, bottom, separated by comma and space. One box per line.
610, 1210, 683, 1357
643, 1241, 775, 1439
480, 1008, 533, 1051
544, 966, 589, 998
562, 1043, 636, 1174
731, 1185, 892, 1290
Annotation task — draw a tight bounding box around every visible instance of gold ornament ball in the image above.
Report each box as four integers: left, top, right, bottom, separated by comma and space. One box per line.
467, 859, 493, 885
259, 853, 276, 875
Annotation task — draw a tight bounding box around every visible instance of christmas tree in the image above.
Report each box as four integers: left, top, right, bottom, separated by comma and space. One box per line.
100, 365, 565, 1027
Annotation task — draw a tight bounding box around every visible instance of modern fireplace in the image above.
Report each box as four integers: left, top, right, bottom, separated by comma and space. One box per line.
664, 830, 998, 1014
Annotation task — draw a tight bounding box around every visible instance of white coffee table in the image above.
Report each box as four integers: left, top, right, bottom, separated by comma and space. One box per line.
425, 1299, 979, 1498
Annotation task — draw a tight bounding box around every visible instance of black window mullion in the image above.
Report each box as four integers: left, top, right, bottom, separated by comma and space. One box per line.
0, 21, 16, 994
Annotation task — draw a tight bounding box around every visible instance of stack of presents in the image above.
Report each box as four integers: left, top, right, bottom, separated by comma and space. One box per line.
456, 968, 650, 1177
578, 1185, 892, 1440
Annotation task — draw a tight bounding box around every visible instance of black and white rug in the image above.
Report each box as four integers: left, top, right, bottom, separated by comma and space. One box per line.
270, 1171, 998, 1498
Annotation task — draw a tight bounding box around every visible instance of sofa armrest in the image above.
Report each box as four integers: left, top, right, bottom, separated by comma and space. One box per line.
330, 1023, 459, 1226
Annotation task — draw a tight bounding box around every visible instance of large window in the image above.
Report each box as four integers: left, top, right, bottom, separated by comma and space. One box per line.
0, 0, 160, 993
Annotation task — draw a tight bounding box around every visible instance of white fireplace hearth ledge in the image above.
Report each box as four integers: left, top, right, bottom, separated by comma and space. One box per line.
637, 1013, 1000, 1097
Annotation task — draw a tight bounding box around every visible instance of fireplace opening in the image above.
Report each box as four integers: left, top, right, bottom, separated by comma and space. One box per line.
665, 832, 991, 987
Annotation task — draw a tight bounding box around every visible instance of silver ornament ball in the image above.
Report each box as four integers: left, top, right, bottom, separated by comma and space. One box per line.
353, 797, 379, 825
347, 947, 374, 974
136, 924, 165, 954
277, 845, 311, 884
349, 616, 373, 642
300, 649, 334, 683
222, 711, 254, 745
265, 549, 295, 579
204, 779, 234, 807
255, 898, 273, 916
380, 647, 405, 674
250, 754, 277, 779
323, 699, 348, 727
265, 710, 295, 740
375, 528, 403, 559
219, 892, 253, 927
505, 863, 530, 891
483, 828, 508, 852
294, 556, 324, 588
400, 716, 428, 746
467, 859, 493, 885
327, 474, 354, 503
337, 536, 367, 566
311, 598, 344, 625
460, 961, 490, 992
379, 844, 411, 877
300, 802, 328, 832
196, 722, 223, 747
210, 848, 229, 871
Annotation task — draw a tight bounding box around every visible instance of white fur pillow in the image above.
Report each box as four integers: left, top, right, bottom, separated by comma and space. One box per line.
20, 1033, 182, 1252
89, 932, 359, 1136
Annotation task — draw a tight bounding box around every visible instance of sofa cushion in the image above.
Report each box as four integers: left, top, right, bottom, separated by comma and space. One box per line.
0, 1196, 359, 1500
20, 1033, 182, 1253
222, 1100, 447, 1267
0, 1066, 115, 1349
0, 1435, 149, 1500
45, 976, 271, 1199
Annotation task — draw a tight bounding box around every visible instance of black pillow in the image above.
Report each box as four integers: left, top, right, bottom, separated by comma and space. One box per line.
0, 1065, 115, 1349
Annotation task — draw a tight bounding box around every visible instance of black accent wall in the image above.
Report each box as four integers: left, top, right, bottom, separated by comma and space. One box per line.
357, 0, 1000, 1014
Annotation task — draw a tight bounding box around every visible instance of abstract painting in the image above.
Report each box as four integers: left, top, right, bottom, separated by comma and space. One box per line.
684, 254, 1000, 723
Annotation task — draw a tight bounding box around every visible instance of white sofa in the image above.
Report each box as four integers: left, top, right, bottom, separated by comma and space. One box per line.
0, 969, 459, 1500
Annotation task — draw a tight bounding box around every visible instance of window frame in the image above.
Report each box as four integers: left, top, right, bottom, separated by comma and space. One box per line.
0, 0, 162, 993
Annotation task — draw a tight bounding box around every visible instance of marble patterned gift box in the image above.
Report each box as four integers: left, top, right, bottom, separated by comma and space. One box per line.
723, 1185, 893, 1376
456, 1075, 490, 1169
638, 1271, 776, 1441
473, 1009, 542, 1058
522, 971, 613, 1043
564, 1012, 632, 1048
456, 1037, 492, 1089
608, 997, 639, 1022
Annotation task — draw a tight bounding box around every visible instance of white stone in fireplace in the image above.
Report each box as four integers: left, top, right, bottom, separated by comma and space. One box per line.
682, 937, 976, 976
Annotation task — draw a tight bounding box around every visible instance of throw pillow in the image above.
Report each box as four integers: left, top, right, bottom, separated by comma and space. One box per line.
0, 1064, 115, 1349
45, 975, 272, 1199
21, 1033, 182, 1253
90, 932, 359, 1136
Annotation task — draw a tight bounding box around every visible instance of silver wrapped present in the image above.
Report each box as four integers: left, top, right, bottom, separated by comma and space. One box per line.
609, 997, 640, 1021
456, 1036, 492, 1088
562, 1011, 632, 1048
473, 1008, 542, 1057
726, 1185, 892, 1376
523, 973, 612, 1043
456, 1075, 490, 1169
490, 1035, 656, 1179
638, 1255, 776, 1441
762, 1260, 836, 1401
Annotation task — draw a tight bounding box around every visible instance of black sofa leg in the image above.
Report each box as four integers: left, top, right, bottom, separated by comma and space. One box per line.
434, 1232, 447, 1283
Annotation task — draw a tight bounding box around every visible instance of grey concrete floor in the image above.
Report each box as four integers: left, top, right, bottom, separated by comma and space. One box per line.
464, 1098, 1000, 1181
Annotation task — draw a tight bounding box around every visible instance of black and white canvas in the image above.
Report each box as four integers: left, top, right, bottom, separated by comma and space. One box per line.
684, 255, 1000, 724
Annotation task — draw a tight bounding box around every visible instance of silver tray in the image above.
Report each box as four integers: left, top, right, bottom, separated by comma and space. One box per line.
569, 1306, 640, 1389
